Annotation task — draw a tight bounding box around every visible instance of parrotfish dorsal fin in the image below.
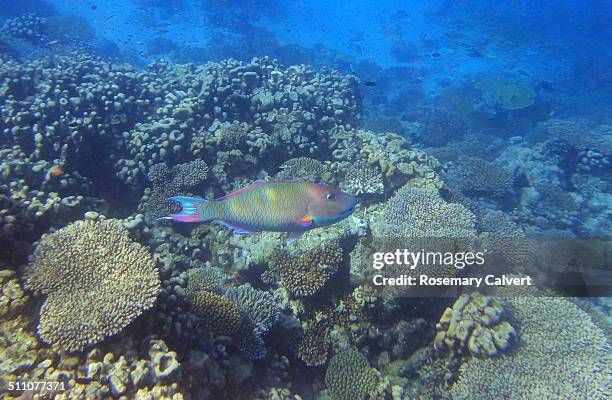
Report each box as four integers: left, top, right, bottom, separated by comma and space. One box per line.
215, 179, 307, 201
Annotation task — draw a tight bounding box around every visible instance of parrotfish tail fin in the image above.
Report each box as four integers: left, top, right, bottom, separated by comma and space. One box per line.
159, 196, 207, 223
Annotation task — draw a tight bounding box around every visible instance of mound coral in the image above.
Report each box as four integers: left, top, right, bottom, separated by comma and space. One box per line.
268, 240, 343, 297
191, 290, 241, 336
325, 348, 378, 400
434, 293, 516, 357
340, 160, 384, 195
451, 297, 610, 399
26, 219, 160, 352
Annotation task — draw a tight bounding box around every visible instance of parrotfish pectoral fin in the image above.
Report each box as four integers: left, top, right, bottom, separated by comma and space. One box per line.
218, 221, 259, 234
287, 231, 304, 242
165, 196, 206, 223
297, 214, 314, 228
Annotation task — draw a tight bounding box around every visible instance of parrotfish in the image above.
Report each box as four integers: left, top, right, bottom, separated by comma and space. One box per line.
161, 180, 358, 240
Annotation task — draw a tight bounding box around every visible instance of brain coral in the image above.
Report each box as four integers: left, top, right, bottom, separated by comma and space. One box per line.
191, 290, 241, 336
450, 297, 610, 399
268, 240, 343, 297
325, 348, 378, 400
382, 186, 476, 237
26, 219, 160, 352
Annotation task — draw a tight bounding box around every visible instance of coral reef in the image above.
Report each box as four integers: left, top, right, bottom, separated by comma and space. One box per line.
26, 219, 160, 351
1, 14, 47, 43
434, 293, 516, 357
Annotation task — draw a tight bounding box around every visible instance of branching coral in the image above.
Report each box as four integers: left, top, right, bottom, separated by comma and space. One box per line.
191, 290, 241, 336
145, 159, 209, 220
268, 240, 343, 297
276, 157, 327, 182
26, 219, 160, 352
445, 157, 515, 198
324, 348, 378, 400
450, 297, 610, 399
434, 293, 516, 357
340, 160, 384, 195
381, 186, 476, 237
185, 267, 227, 296
224, 284, 280, 336
223, 284, 281, 360
297, 320, 330, 367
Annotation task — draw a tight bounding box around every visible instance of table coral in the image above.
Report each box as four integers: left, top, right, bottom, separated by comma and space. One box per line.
26, 219, 160, 351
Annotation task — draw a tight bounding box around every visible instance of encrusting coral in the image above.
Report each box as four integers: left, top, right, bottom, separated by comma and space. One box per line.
26, 219, 160, 351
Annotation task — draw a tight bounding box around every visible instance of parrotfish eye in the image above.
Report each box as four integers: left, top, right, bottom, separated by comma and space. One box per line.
325, 192, 335, 200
